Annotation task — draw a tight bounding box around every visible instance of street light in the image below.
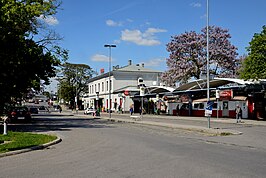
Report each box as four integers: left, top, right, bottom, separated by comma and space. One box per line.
206, 0, 210, 128
104, 44, 116, 118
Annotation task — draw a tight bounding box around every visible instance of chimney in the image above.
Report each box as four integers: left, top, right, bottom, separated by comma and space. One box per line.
100, 68, 104, 74
128, 59, 132, 65
142, 63, 144, 68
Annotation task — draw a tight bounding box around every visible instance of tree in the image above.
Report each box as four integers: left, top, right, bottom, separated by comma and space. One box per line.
240, 26, 266, 80
57, 63, 95, 108
0, 0, 67, 113
161, 26, 239, 86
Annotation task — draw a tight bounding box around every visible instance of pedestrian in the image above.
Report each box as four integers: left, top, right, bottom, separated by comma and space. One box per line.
118, 105, 121, 114
130, 105, 134, 115
139, 106, 142, 115
235, 104, 242, 123
176, 104, 179, 116
59, 105, 62, 113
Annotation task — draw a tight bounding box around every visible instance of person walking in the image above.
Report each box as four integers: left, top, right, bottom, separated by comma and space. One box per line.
235, 105, 242, 123
130, 105, 134, 115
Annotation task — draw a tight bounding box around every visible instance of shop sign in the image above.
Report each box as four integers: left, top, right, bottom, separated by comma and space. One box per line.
219, 90, 233, 100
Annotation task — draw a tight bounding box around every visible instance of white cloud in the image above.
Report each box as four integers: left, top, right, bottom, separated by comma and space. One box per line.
91, 54, 109, 62
38, 15, 59, 26
143, 58, 165, 67
200, 14, 207, 19
106, 19, 123, 27
190, 2, 202, 8
121, 27, 167, 46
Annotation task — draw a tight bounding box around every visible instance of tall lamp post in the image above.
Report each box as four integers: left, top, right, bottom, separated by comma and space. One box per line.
104, 44, 116, 118
206, 0, 210, 128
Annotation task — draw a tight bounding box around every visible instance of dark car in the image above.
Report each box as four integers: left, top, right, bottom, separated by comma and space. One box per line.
8, 106, 32, 123
29, 107, 39, 114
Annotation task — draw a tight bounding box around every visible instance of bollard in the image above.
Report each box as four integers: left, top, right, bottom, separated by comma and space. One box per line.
3, 116, 8, 135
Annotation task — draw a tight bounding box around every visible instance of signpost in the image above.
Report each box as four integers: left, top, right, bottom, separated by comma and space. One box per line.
140, 86, 145, 119
216, 89, 220, 119
205, 101, 213, 128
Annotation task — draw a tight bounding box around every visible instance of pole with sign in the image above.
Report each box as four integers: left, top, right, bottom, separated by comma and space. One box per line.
140, 86, 145, 119
216, 89, 220, 119
205, 101, 213, 128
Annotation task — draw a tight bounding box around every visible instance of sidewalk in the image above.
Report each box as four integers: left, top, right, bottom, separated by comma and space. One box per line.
63, 110, 266, 136
99, 113, 242, 135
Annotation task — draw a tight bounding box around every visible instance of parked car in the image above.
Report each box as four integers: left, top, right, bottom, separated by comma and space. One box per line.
84, 108, 96, 115
8, 106, 32, 122
29, 107, 38, 114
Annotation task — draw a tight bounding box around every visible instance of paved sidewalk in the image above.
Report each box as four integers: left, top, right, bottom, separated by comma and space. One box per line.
64, 110, 266, 135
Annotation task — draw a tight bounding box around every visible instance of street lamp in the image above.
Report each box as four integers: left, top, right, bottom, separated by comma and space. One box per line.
104, 44, 116, 118
206, 0, 210, 128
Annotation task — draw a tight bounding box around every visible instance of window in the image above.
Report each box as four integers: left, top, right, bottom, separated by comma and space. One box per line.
102, 82, 104, 92
106, 81, 108, 91
110, 80, 112, 90
92, 85, 94, 93
199, 103, 204, 109
95, 84, 96, 93
98, 83, 100, 92
194, 103, 204, 109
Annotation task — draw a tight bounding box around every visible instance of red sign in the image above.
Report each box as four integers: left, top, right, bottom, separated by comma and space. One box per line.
219, 90, 233, 100
124, 90, 129, 96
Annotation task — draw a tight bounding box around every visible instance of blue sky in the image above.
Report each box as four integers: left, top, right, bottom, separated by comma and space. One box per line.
43, 0, 266, 91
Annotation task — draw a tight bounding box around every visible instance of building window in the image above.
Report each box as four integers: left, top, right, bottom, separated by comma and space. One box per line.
102, 82, 104, 92
110, 80, 112, 90
98, 83, 100, 92
95, 84, 96, 93
92, 85, 94, 94
106, 81, 108, 91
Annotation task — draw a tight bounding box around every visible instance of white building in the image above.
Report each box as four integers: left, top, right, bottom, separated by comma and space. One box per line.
82, 60, 163, 112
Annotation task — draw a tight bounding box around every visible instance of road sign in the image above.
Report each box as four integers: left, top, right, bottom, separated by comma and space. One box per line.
205, 101, 214, 116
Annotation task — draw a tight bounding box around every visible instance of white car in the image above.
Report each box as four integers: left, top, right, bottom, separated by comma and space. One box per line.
84, 108, 96, 115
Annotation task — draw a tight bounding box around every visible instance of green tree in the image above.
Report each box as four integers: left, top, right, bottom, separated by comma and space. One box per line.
240, 26, 266, 80
0, 0, 67, 113
57, 63, 95, 108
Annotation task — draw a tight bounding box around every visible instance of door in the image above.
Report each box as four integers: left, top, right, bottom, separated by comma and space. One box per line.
242, 102, 248, 119
222, 101, 229, 117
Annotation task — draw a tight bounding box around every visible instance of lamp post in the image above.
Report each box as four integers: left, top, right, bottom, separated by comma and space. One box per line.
206, 0, 210, 128
75, 68, 78, 114
104, 44, 116, 118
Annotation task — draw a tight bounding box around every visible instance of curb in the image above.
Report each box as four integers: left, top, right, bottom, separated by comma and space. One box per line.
101, 117, 243, 136
0, 136, 62, 158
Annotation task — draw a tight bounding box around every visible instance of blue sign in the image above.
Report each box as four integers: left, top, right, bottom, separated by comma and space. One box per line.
205, 101, 214, 116
206, 101, 214, 111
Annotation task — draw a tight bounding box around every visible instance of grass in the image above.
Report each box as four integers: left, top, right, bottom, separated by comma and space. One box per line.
0, 131, 57, 153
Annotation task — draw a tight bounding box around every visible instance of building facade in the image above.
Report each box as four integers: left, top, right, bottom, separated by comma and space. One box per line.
82, 60, 162, 113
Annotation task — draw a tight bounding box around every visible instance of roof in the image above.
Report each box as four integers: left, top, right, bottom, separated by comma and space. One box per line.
174, 78, 258, 92
116, 64, 162, 73
145, 86, 175, 94
88, 63, 162, 83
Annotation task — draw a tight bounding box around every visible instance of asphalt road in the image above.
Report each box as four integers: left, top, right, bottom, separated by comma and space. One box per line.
1, 113, 266, 178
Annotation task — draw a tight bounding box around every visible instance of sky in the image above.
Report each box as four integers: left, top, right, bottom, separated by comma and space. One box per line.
43, 0, 266, 91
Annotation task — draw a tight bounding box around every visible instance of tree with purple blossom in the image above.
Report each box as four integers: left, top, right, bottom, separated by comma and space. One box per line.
161, 26, 239, 86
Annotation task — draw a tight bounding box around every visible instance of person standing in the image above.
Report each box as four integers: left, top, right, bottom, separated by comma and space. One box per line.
176, 104, 179, 116
130, 105, 134, 115
235, 105, 242, 123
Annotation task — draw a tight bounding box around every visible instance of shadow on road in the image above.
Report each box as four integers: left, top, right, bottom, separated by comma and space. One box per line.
1, 113, 116, 133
